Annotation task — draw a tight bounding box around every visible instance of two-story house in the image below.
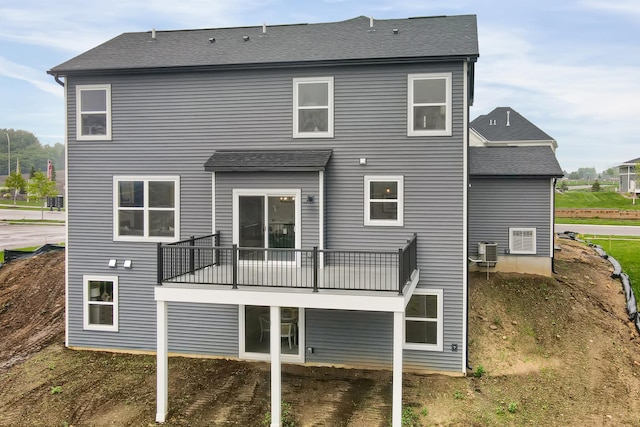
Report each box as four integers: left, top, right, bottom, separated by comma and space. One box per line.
468, 107, 563, 276
618, 158, 640, 194
48, 15, 479, 426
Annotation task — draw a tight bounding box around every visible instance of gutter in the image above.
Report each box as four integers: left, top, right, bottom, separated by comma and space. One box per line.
47, 54, 480, 77
53, 74, 65, 87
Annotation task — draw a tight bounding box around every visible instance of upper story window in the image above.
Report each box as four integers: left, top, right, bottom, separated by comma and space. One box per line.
76, 84, 111, 140
83, 275, 118, 332
364, 175, 404, 227
509, 227, 537, 254
113, 176, 180, 242
408, 73, 451, 137
404, 289, 443, 351
293, 77, 334, 138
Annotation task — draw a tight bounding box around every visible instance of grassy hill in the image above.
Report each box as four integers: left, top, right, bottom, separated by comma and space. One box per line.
556, 191, 640, 210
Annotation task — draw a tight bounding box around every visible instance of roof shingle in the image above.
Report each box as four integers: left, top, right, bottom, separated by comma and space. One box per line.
469, 146, 563, 177
471, 107, 554, 142
204, 149, 332, 172
49, 15, 478, 74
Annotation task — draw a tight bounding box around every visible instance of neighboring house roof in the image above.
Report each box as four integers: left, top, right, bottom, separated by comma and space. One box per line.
48, 15, 478, 75
469, 146, 563, 177
204, 149, 333, 172
471, 107, 554, 142
618, 158, 640, 167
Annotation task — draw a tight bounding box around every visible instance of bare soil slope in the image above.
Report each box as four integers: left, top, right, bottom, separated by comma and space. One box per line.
1, 240, 640, 426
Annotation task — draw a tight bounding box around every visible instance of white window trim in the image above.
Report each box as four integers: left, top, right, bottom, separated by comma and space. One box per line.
76, 84, 112, 141
364, 175, 404, 227
404, 288, 443, 352
238, 305, 305, 363
232, 188, 302, 266
509, 227, 537, 254
113, 176, 180, 243
83, 274, 119, 332
407, 73, 452, 137
293, 77, 334, 138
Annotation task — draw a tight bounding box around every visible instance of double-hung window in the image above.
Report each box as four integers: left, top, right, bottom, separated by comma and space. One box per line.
83, 275, 118, 331
76, 84, 111, 140
404, 289, 443, 351
113, 176, 180, 242
364, 175, 404, 226
408, 73, 451, 136
293, 77, 334, 138
509, 227, 537, 254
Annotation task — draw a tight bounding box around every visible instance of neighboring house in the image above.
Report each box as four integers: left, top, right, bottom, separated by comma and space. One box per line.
468, 107, 563, 276
618, 158, 640, 193
48, 15, 479, 426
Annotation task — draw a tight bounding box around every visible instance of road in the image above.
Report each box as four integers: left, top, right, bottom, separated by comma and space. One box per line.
0, 208, 66, 250
555, 224, 640, 237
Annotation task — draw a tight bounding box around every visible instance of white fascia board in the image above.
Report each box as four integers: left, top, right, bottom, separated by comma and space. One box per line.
155, 277, 418, 313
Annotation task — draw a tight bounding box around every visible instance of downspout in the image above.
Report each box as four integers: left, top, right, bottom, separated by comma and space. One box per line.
552, 178, 557, 274
53, 74, 65, 87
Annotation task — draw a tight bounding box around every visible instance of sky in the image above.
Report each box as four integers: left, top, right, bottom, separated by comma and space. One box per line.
0, 0, 639, 173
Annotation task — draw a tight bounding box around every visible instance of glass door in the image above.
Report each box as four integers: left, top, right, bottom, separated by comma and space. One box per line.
267, 196, 296, 262
242, 305, 303, 360
238, 196, 265, 261
238, 194, 296, 262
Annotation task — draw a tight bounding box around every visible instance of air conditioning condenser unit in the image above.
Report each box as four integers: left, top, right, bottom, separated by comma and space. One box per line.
478, 242, 498, 264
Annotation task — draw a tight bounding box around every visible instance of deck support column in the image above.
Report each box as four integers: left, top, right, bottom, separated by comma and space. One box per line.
270, 305, 282, 427
156, 300, 168, 423
392, 310, 404, 427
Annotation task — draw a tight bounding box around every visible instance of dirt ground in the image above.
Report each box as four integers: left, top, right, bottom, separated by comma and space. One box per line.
1, 240, 640, 426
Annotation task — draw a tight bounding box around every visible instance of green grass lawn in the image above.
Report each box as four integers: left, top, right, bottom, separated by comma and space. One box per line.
556, 218, 640, 226
583, 235, 640, 305
556, 191, 640, 210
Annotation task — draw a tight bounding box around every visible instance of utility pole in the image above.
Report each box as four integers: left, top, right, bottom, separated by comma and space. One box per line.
4, 132, 9, 175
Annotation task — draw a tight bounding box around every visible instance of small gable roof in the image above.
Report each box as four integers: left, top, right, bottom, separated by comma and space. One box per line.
471, 107, 554, 142
204, 149, 332, 172
469, 146, 563, 177
49, 15, 478, 75
618, 157, 640, 167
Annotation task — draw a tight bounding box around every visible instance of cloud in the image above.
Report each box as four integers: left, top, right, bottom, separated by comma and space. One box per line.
0, 1, 272, 53
0, 56, 63, 97
579, 0, 640, 18
473, 25, 640, 171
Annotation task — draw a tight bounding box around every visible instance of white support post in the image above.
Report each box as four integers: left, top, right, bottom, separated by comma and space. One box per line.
392, 311, 404, 427
270, 305, 282, 427
156, 300, 168, 423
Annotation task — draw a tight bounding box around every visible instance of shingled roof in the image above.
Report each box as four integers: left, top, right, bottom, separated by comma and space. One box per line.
48, 15, 478, 75
471, 107, 555, 142
204, 149, 333, 172
469, 146, 563, 177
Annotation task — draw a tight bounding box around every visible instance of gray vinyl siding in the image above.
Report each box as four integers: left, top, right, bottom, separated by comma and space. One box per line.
306, 310, 393, 369
214, 172, 320, 249
468, 178, 552, 258
66, 61, 466, 372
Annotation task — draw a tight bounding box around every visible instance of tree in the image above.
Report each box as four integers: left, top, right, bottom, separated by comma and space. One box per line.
29, 165, 36, 179
28, 171, 58, 219
50, 163, 56, 182
4, 171, 26, 206
591, 180, 601, 192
